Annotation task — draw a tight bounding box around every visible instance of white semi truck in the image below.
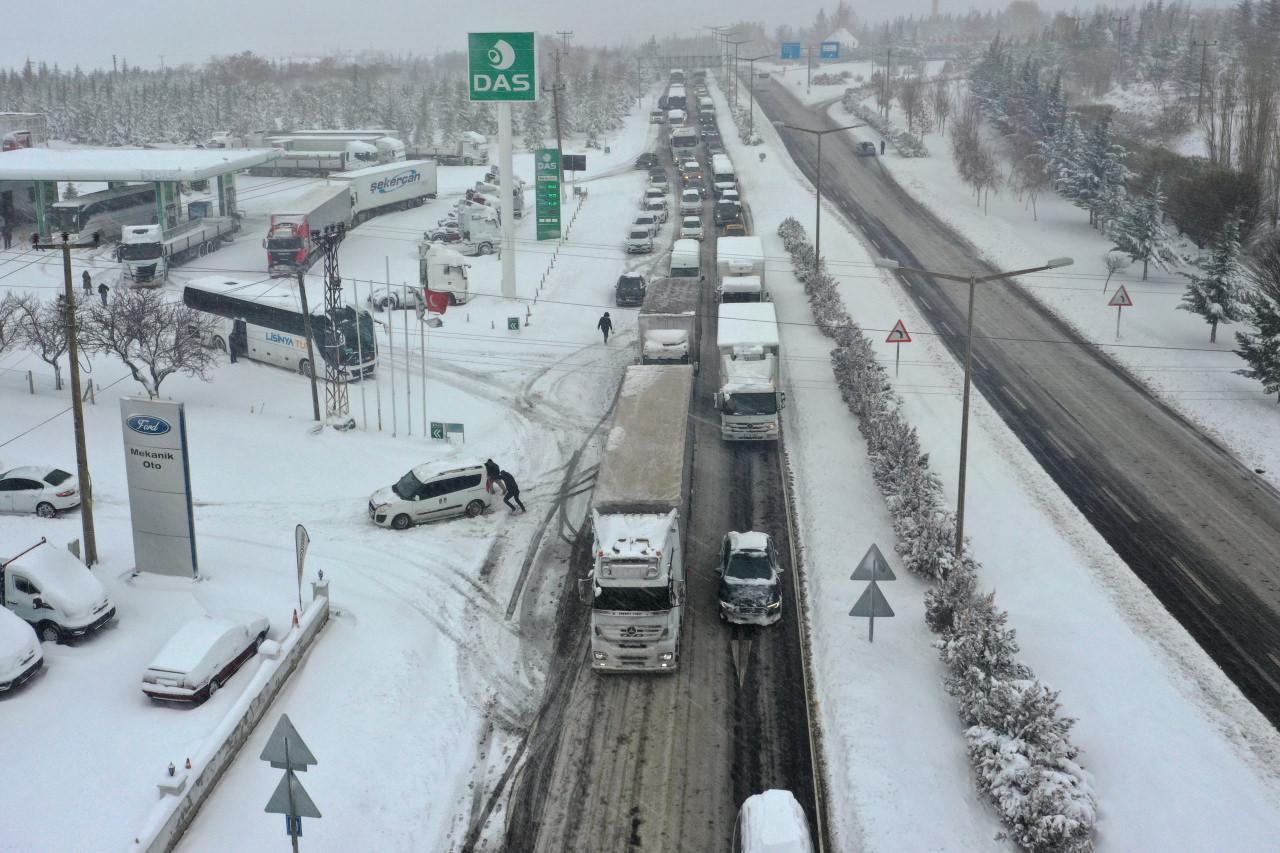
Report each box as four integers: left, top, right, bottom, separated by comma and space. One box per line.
326, 160, 437, 225
411, 131, 489, 166
119, 217, 238, 284
716, 302, 783, 441
716, 235, 767, 302
637, 278, 701, 370
583, 364, 693, 672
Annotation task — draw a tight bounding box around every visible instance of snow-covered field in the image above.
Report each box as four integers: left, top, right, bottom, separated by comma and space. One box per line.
0, 106, 663, 850
717, 78, 1280, 851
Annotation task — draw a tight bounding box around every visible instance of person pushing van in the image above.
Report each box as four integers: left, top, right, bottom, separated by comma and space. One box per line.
499, 470, 525, 513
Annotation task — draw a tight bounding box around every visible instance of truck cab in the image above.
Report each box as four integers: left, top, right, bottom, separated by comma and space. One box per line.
420, 243, 471, 304
716, 303, 783, 441
587, 510, 685, 671
118, 224, 166, 282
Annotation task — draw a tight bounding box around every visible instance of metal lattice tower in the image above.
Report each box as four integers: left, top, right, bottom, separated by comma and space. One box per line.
318, 224, 349, 421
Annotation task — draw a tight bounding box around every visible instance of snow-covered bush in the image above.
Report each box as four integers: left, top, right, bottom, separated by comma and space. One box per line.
812, 71, 852, 86
776, 218, 1097, 850
841, 90, 929, 157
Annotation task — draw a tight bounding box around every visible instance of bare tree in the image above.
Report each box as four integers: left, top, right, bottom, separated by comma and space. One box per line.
931, 78, 953, 135
898, 76, 924, 136
80, 287, 219, 398
13, 293, 76, 390
1102, 252, 1130, 292
1008, 130, 1050, 220
0, 293, 21, 356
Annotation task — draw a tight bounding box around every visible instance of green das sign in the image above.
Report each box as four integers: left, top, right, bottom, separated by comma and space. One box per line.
468, 32, 538, 101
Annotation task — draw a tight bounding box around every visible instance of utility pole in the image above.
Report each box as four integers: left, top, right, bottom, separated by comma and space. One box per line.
726, 38, 750, 109
295, 272, 321, 423
315, 225, 350, 425
883, 48, 893, 119
1109, 14, 1131, 79
158, 55, 166, 71
546, 48, 568, 203
1192, 40, 1218, 121
35, 231, 102, 566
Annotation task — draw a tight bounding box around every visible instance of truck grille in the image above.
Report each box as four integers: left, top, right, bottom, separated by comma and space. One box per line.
604, 625, 662, 641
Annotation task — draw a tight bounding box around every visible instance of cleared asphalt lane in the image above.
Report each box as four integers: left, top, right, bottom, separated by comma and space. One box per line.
753, 80, 1280, 726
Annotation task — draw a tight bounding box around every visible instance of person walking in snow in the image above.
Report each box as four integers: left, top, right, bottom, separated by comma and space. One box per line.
97, 281, 110, 306
0, 216, 11, 249
597, 312, 613, 345
499, 470, 525, 512
879, 139, 886, 155
82, 270, 92, 295
484, 458, 502, 494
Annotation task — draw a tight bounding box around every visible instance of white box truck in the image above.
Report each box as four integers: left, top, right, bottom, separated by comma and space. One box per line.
327, 160, 438, 225
716, 302, 783, 441
119, 217, 239, 284
583, 365, 693, 672
716, 235, 767, 302
638, 278, 701, 370
669, 238, 701, 278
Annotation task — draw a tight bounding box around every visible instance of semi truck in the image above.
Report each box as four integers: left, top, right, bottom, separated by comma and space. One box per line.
638, 278, 701, 370
469, 177, 525, 219
326, 160, 437, 225
263, 184, 353, 275
715, 302, 783, 441
583, 364, 693, 672
119, 217, 239, 284
410, 131, 489, 166
716, 235, 767, 302
452, 200, 502, 256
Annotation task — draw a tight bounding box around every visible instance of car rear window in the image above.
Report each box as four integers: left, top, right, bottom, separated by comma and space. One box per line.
44, 469, 72, 486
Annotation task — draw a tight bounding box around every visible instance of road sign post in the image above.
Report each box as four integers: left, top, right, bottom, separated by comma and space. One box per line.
885, 319, 912, 376
820, 41, 840, 60
781, 43, 802, 60
262, 714, 319, 852
1108, 284, 1133, 340
536, 148, 561, 241
850, 543, 896, 642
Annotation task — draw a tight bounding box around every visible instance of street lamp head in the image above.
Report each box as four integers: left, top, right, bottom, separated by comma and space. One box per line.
873, 257, 901, 270
1045, 256, 1074, 269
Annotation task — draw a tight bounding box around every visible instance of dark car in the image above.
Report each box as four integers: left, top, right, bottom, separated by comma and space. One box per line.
685, 177, 707, 198
716, 531, 783, 626
648, 168, 669, 186
615, 273, 647, 307
714, 200, 742, 226
635, 152, 659, 169
856, 141, 878, 157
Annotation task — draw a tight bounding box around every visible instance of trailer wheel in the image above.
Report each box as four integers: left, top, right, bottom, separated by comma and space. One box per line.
197, 242, 208, 257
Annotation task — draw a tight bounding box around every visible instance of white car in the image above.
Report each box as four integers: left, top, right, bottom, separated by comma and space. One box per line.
643, 197, 669, 223
626, 227, 655, 254
0, 467, 80, 518
142, 613, 269, 704
733, 790, 815, 853
680, 189, 702, 215
634, 213, 660, 237
369, 462, 490, 529
366, 285, 422, 311
720, 188, 742, 206
680, 216, 704, 241
0, 608, 42, 693
642, 186, 666, 206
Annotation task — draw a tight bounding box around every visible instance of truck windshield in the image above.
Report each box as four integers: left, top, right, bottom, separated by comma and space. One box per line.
266, 237, 301, 252
118, 244, 162, 260
724, 392, 778, 416
595, 585, 672, 612
49, 208, 82, 233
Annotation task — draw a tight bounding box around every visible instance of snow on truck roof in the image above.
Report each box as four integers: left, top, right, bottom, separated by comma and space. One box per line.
717, 235, 764, 263
326, 160, 434, 181
0, 146, 281, 182
641, 278, 698, 314
718, 302, 779, 349
593, 366, 693, 512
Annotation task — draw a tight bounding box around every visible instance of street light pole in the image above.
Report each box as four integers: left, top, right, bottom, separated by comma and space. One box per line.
873, 256, 1074, 556
778, 123, 864, 282
725, 38, 750, 109
743, 54, 771, 138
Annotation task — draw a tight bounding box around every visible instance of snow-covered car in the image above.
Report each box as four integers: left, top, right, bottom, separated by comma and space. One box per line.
720, 188, 742, 206
649, 110, 665, 124
366, 285, 423, 311
648, 169, 669, 187
142, 613, 269, 704
0, 608, 42, 693
635, 152, 659, 169
368, 462, 490, 529
680, 216, 704, 241
626, 227, 655, 254
634, 213, 660, 237
715, 531, 783, 625
1, 541, 115, 643
642, 186, 666, 206
643, 197, 669, 223
0, 467, 80, 517
856, 141, 878, 157
680, 189, 702, 215
732, 790, 814, 853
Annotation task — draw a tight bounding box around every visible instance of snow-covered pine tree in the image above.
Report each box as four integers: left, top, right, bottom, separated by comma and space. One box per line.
1065, 113, 1130, 228
1112, 176, 1176, 279
1180, 217, 1249, 342
1235, 241, 1280, 401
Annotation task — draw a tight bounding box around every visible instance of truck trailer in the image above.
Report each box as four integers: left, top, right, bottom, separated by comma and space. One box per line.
716, 235, 767, 302
410, 131, 489, 166
637, 278, 701, 370
326, 160, 437, 225
584, 365, 693, 672
119, 217, 239, 284
263, 184, 353, 275
715, 302, 783, 441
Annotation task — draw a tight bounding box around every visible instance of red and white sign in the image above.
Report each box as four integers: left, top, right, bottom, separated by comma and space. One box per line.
1107, 285, 1133, 308
885, 319, 912, 344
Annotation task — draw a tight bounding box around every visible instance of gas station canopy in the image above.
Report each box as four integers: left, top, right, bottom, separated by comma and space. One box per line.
0, 147, 280, 182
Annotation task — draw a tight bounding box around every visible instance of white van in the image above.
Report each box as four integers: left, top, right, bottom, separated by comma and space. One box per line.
1, 541, 115, 643
680, 188, 702, 215
669, 238, 701, 278
732, 790, 815, 853
0, 608, 42, 692
668, 108, 687, 125
368, 462, 491, 529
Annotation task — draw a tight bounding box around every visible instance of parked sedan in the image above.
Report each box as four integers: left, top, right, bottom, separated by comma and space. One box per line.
635, 152, 659, 169
0, 609, 42, 694
142, 613, 269, 704
0, 467, 79, 518
856, 141, 878, 157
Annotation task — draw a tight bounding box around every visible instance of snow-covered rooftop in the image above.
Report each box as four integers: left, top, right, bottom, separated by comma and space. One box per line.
0, 147, 281, 182
717, 302, 780, 349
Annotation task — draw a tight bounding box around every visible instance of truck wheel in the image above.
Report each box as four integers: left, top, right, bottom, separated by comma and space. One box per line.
211, 335, 227, 352
478, 242, 494, 255
36, 502, 56, 518
197, 242, 208, 257
391, 514, 411, 530
298, 359, 313, 377
449, 293, 459, 306
38, 622, 62, 644
379, 295, 398, 310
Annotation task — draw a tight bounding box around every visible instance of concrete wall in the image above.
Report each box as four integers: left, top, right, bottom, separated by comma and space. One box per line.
131, 581, 331, 853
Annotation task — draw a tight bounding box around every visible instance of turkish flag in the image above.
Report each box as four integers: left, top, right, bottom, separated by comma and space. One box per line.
424, 289, 450, 314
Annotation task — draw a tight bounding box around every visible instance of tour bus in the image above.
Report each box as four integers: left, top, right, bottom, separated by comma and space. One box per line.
48, 184, 157, 243
182, 277, 377, 379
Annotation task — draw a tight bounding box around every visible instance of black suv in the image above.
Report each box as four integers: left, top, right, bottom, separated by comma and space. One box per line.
635, 152, 659, 169
716, 531, 783, 625
714, 200, 741, 226
615, 273, 647, 306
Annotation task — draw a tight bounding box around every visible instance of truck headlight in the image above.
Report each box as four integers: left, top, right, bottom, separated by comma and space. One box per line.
766, 599, 782, 610
658, 652, 674, 661
593, 651, 607, 661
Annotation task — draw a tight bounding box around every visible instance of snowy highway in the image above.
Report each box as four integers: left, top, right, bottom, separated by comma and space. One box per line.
753, 77, 1280, 727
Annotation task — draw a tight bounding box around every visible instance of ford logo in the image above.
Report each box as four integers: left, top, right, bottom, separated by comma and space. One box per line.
126, 415, 171, 435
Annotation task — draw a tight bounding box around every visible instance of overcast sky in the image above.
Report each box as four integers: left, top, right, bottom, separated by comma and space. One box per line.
1, 0, 1227, 72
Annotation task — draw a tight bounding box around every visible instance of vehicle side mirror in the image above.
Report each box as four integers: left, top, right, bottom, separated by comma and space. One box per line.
261, 239, 268, 249
781, 392, 787, 409
576, 577, 593, 604
672, 580, 686, 606
713, 563, 723, 576
33, 597, 52, 610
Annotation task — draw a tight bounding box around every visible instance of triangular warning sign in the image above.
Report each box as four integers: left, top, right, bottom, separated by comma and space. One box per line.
1107, 285, 1133, 307
260, 714, 317, 771
849, 581, 895, 618
885, 319, 912, 344
850, 543, 896, 581
264, 770, 322, 818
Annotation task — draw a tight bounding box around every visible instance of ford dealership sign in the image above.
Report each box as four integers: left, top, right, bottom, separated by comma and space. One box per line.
120, 398, 197, 577
126, 414, 172, 435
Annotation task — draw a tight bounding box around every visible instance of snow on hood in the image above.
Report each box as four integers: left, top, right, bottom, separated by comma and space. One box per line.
0, 608, 39, 662
5, 543, 107, 619
370, 485, 395, 506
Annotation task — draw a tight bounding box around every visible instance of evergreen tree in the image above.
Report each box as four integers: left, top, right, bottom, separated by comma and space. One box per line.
1112, 176, 1176, 279
1064, 113, 1130, 228
1180, 218, 1249, 343
1235, 242, 1280, 400
521, 98, 548, 150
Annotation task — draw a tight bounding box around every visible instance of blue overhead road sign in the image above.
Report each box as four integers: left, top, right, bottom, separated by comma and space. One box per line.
820, 41, 840, 60
781, 43, 802, 60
